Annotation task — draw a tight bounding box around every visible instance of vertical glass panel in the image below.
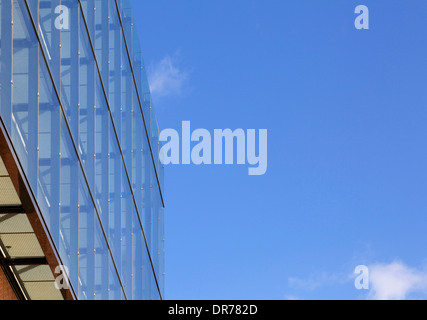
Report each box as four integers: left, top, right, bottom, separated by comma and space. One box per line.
78, 167, 95, 300
109, 0, 121, 141
25, 0, 38, 24
95, 77, 109, 231
115, 0, 124, 18
159, 149, 165, 199
142, 242, 151, 300
121, 166, 133, 297
121, 42, 132, 178
1, 0, 13, 133
109, 254, 122, 300
38, 0, 61, 87
132, 95, 142, 212
109, 118, 121, 277
79, 9, 95, 191
132, 29, 142, 101
151, 272, 161, 300
38, 46, 60, 246
151, 277, 161, 300
142, 244, 161, 300
150, 163, 164, 298
150, 165, 159, 279
141, 63, 150, 134
12, 0, 38, 191
94, 219, 108, 299
150, 109, 160, 185
158, 192, 165, 296
94, 0, 109, 90
59, 115, 79, 289
142, 127, 151, 250
152, 180, 165, 297
132, 207, 143, 300
60, 0, 79, 139
120, 0, 133, 64
80, 0, 95, 42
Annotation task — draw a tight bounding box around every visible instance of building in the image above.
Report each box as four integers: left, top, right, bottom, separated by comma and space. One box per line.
0, 0, 164, 300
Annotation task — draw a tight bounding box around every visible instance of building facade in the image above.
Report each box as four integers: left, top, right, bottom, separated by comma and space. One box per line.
0, 0, 164, 300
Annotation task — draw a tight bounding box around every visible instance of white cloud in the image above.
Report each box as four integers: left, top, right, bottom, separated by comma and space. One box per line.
367, 261, 427, 300
148, 52, 189, 99
286, 259, 427, 300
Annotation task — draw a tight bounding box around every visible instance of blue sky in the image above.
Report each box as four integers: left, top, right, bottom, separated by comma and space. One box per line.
131, 0, 427, 300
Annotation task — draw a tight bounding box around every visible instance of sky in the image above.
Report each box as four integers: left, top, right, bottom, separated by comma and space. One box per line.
131, 0, 427, 300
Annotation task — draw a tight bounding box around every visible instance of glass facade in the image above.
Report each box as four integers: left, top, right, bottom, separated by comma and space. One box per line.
0, 0, 164, 300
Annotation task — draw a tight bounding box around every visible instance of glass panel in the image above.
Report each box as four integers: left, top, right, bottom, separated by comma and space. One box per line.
78, 8, 95, 191
156, 187, 165, 297
121, 166, 133, 297
59, 115, 79, 289
0, 0, 164, 301
121, 39, 132, 179
142, 243, 161, 300
132, 95, 143, 212
158, 142, 165, 200
11, 0, 38, 191
132, 28, 142, 100
142, 241, 151, 300
95, 77, 109, 231
115, 0, 124, 18
141, 63, 150, 134
149, 160, 164, 298
109, 116, 121, 277
80, 0, 95, 42
1, 0, 13, 134
38, 43, 60, 246
94, 0, 109, 90
150, 109, 160, 186
25, 0, 38, 24
109, 253, 122, 300
150, 165, 159, 279
78, 167, 95, 300
120, 0, 133, 64
142, 126, 151, 250
60, 0, 79, 139
132, 206, 143, 300
94, 219, 108, 299
109, 0, 121, 142
38, 0, 61, 87
151, 275, 161, 300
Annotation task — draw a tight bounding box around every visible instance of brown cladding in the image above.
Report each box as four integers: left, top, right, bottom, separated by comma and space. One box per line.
0, 267, 18, 300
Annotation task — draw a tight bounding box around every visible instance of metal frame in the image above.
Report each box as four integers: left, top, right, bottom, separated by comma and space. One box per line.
0, 206, 25, 214
0, 239, 28, 300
